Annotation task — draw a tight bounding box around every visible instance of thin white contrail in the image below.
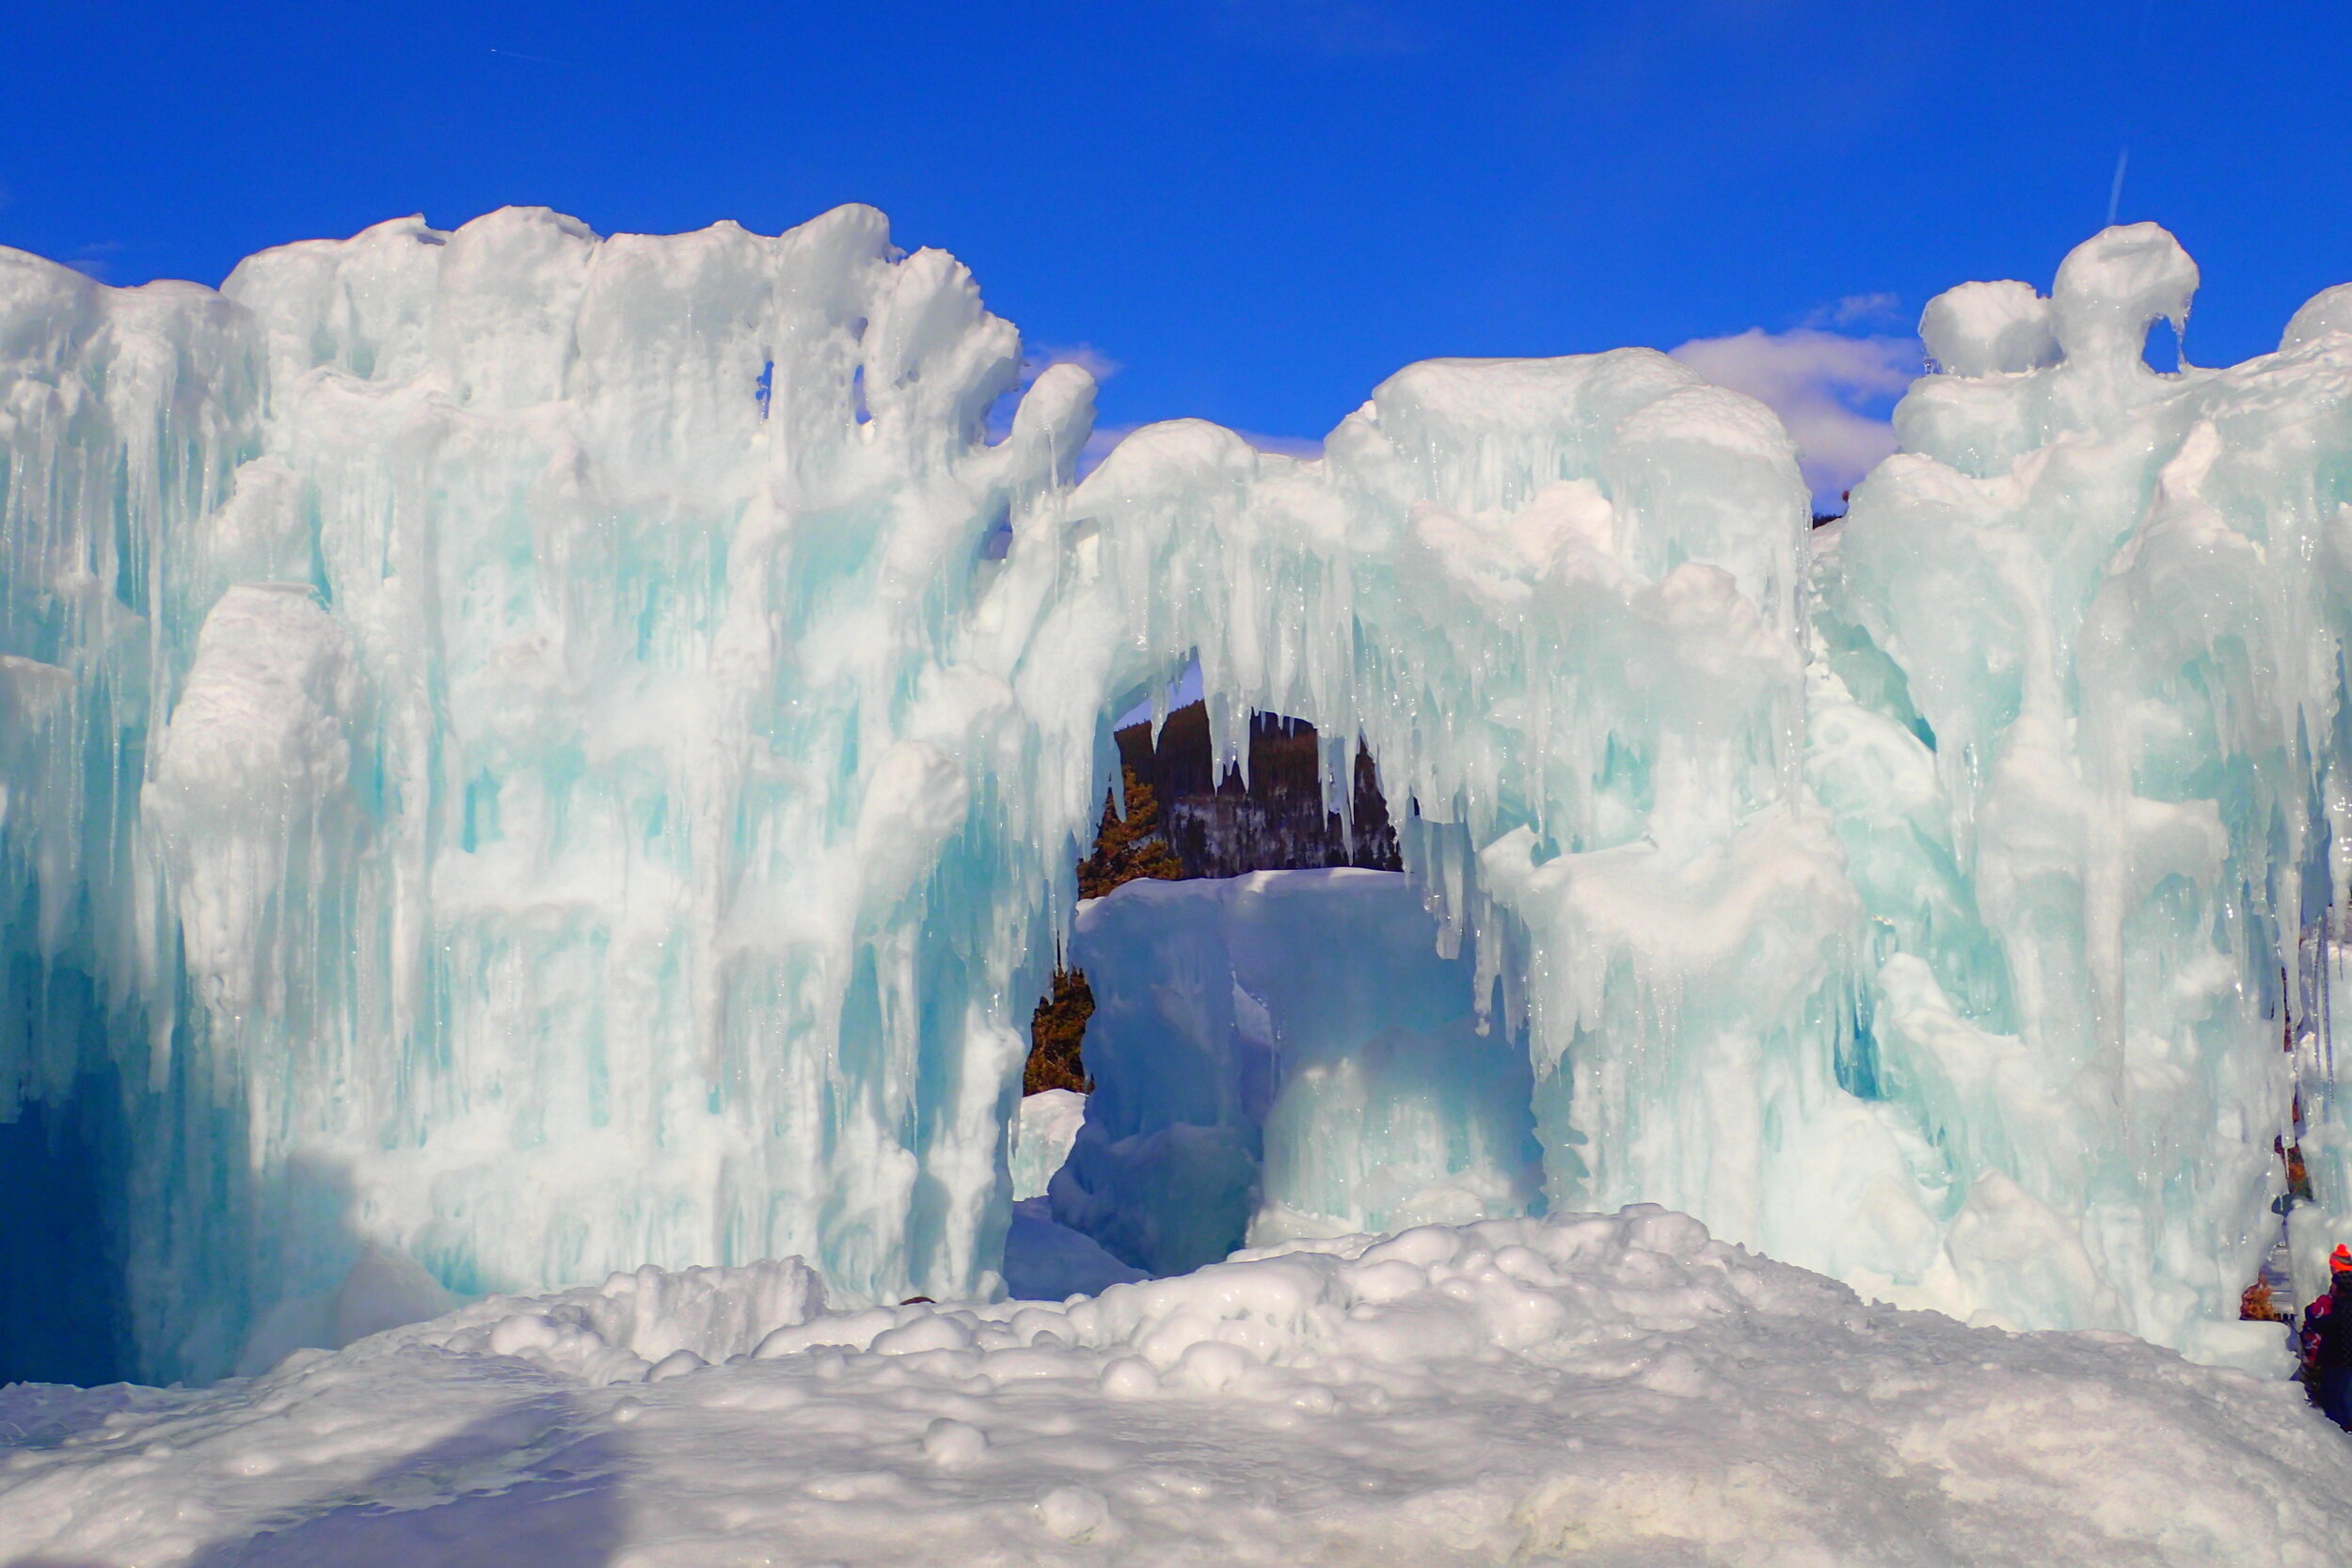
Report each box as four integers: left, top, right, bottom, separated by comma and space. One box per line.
2107, 147, 2130, 227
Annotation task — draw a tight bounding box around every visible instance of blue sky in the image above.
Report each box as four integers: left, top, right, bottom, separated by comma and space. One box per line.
7, 1, 2347, 505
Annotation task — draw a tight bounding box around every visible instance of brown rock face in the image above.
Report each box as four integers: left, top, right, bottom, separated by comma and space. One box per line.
1113, 703, 1401, 879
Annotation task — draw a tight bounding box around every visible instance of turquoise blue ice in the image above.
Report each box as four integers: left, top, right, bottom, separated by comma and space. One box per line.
0, 210, 2344, 1379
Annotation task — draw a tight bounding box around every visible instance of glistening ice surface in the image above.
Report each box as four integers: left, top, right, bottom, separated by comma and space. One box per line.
1, 208, 2348, 1381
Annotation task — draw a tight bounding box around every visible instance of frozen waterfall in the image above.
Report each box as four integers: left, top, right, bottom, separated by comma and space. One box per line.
0, 208, 2345, 1381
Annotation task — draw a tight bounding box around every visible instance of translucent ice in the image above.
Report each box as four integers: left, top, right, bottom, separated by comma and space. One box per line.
2, 209, 2349, 1379
1008, 1086, 1086, 1202
1820, 223, 2352, 1354
1047, 224, 2352, 1366
0, 207, 1104, 1378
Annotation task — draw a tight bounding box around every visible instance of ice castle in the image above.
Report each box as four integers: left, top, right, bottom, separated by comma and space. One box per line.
2, 207, 2346, 1382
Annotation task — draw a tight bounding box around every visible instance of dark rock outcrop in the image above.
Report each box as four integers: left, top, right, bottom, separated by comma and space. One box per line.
1112, 703, 1401, 879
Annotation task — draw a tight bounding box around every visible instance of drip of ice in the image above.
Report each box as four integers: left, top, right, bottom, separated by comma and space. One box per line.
1, 209, 2347, 1381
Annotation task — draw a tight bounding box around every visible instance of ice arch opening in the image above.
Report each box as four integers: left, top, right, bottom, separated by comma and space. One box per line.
1045, 865, 1549, 1279
0, 207, 2345, 1382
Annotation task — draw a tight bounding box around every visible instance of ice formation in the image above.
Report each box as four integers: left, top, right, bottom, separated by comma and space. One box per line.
5, 1206, 2349, 1565
1052, 869, 1539, 1274
1009, 1086, 1087, 1202
2, 206, 2350, 1384
999, 1197, 1145, 1302
0, 207, 1107, 1380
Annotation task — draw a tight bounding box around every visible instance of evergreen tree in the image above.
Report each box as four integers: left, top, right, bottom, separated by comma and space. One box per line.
1076, 767, 1184, 897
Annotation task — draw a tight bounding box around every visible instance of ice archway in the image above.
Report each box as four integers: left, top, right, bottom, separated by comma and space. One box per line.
0, 206, 2344, 1381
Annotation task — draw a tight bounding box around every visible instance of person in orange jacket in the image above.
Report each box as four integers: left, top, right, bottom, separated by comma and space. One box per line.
2306, 1243, 2352, 1429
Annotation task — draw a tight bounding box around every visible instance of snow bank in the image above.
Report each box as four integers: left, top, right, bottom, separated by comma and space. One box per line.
398, 1256, 827, 1386
3, 1209, 2345, 1566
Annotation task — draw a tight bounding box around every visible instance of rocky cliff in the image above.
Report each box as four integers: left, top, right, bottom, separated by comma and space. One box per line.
1113, 704, 1401, 879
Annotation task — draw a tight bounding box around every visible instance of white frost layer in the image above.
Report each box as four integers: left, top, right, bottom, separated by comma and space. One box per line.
1009, 1087, 1087, 1201
3, 1210, 2345, 1567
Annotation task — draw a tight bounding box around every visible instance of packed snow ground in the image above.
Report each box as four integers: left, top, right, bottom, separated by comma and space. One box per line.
4, 1207, 2347, 1567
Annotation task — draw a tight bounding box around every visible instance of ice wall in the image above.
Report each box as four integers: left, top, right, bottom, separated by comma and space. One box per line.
1818, 226, 2352, 1350
1054, 346, 1889, 1297
1009, 1087, 1085, 1202
1049, 223, 2352, 1362
2, 209, 2347, 1379
0, 208, 1118, 1380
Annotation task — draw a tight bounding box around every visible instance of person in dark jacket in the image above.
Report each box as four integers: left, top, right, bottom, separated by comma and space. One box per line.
2306, 1243, 2352, 1429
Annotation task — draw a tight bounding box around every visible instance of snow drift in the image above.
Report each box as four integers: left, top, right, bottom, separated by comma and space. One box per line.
3, 1207, 2346, 1565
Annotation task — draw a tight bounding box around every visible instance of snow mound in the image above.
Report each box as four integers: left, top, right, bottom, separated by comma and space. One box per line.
396, 1256, 827, 1386
4, 1208, 2345, 1566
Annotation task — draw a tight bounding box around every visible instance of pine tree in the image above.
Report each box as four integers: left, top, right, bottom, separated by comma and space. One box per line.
1076, 767, 1184, 898
1025, 966, 1095, 1095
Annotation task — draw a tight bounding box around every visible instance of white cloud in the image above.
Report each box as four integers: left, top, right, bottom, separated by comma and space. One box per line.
1804, 292, 1903, 330
1667, 327, 1920, 509
1024, 343, 1120, 385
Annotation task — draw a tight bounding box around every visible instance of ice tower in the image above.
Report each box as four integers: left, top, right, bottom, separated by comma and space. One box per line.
0, 206, 1112, 1380
1816, 226, 2352, 1353
0, 208, 2345, 1382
